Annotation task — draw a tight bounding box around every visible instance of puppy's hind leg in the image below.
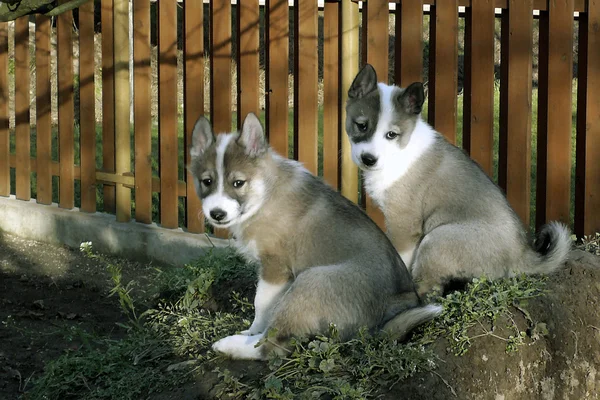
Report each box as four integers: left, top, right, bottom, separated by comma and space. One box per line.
411, 224, 502, 297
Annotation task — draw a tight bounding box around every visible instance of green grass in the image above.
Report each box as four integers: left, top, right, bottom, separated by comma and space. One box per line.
8, 83, 579, 230
27, 242, 560, 399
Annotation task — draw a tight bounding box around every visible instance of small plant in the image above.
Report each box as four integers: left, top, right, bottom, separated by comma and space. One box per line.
577, 233, 600, 256
30, 243, 549, 399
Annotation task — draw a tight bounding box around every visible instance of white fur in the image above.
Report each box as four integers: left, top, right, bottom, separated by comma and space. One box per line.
353, 83, 436, 206
203, 133, 239, 226
234, 238, 260, 263
212, 333, 264, 360
241, 278, 288, 335
399, 246, 416, 270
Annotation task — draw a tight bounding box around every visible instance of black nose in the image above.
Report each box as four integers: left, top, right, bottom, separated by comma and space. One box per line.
361, 153, 378, 167
210, 208, 227, 222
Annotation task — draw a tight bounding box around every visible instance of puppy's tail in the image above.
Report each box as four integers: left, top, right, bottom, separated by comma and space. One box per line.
382, 304, 443, 340
522, 221, 572, 275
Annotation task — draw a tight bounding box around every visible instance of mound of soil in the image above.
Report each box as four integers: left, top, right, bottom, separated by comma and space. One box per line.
156, 250, 600, 400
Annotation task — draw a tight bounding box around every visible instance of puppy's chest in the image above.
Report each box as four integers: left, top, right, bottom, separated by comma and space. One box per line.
233, 238, 261, 263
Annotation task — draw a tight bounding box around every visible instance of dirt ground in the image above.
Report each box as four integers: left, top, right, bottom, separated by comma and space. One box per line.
0, 231, 160, 400
1, 231, 600, 400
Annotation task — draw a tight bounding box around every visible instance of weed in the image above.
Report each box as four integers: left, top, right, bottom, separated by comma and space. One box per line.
30, 243, 551, 399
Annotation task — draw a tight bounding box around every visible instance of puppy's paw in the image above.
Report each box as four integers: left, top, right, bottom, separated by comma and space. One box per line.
212, 334, 264, 360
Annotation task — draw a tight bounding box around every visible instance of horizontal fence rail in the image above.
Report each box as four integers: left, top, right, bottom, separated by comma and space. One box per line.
0, 0, 598, 240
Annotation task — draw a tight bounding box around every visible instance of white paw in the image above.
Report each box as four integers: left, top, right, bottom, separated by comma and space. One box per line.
211, 334, 264, 360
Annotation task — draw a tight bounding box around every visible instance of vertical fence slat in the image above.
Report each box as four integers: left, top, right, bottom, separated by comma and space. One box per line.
395, 0, 423, 86
340, 0, 359, 203
80, 1, 96, 213
134, 0, 152, 224
364, 0, 388, 228
266, 0, 289, 157
536, 9, 549, 228
102, 0, 116, 213
114, 0, 131, 221
536, 0, 574, 227
58, 5, 74, 209
158, 0, 178, 229
575, 0, 600, 236
15, 17, 30, 201
184, 0, 205, 233
498, 7, 508, 191
428, 0, 458, 143
238, 0, 260, 123
0, 22, 6, 197
36, 16, 51, 205
210, 0, 232, 238
463, 0, 494, 176
295, 0, 318, 174
323, 1, 340, 189
499, 0, 533, 226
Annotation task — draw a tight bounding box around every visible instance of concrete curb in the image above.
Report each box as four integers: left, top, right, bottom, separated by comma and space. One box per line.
0, 196, 231, 266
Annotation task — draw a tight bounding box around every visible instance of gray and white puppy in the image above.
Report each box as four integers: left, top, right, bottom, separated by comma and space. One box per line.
188, 112, 442, 360
345, 64, 571, 296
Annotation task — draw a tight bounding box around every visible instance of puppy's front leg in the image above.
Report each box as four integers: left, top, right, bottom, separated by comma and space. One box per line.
241, 277, 289, 335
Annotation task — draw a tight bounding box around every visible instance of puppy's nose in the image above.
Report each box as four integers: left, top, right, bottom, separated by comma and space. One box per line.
361, 153, 378, 167
210, 208, 227, 222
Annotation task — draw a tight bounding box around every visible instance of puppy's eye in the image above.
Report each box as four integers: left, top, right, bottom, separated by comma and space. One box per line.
355, 121, 368, 132
385, 131, 398, 140
233, 180, 246, 188
202, 178, 213, 186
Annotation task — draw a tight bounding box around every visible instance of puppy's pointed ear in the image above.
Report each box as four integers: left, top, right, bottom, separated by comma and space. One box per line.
190, 117, 215, 159
348, 64, 378, 99
398, 82, 425, 115
237, 113, 267, 157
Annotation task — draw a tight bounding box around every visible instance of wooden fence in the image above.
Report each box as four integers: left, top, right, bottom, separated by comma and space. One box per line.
0, 0, 598, 240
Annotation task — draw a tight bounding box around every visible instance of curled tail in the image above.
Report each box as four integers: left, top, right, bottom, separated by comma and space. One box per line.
382, 304, 443, 340
523, 221, 572, 275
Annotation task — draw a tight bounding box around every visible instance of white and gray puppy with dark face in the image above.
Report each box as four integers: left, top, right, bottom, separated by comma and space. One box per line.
345, 64, 571, 296
188, 112, 442, 360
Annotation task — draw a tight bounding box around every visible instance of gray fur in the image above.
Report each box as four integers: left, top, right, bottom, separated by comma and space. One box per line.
345, 65, 572, 296
189, 113, 442, 359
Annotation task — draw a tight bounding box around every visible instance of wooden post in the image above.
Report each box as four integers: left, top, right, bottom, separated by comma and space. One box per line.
340, 0, 359, 203
159, 0, 178, 229
536, 0, 574, 228
58, 2, 74, 209
266, 0, 289, 157
184, 0, 205, 233
395, 0, 423, 86
323, 1, 340, 189
134, 0, 152, 224
15, 17, 30, 201
575, 0, 600, 236
294, 0, 318, 175
36, 15, 52, 205
80, 0, 96, 213
113, 0, 131, 221
463, 0, 494, 177
499, 0, 534, 226
101, 0, 116, 213
428, 0, 459, 143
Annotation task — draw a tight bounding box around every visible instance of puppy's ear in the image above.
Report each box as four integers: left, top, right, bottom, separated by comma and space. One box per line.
348, 64, 378, 99
237, 113, 267, 157
398, 82, 425, 115
190, 117, 215, 159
